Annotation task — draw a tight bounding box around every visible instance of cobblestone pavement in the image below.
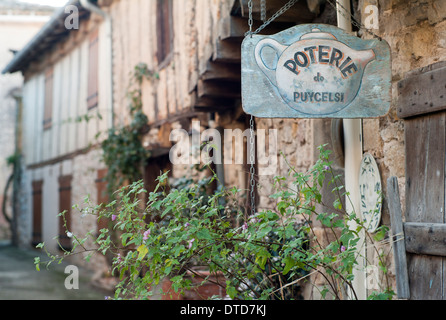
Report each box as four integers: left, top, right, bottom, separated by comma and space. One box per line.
0, 241, 109, 300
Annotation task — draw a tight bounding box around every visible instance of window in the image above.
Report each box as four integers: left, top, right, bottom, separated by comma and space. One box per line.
87, 29, 99, 110
58, 175, 73, 251
32, 180, 43, 246
156, 0, 173, 66
43, 68, 53, 130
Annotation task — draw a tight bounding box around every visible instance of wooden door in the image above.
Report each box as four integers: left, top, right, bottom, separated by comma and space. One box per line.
32, 180, 43, 246
58, 175, 73, 251
397, 62, 446, 300
144, 153, 172, 193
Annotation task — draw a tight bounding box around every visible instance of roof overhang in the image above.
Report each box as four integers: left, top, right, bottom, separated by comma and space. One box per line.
1, 0, 94, 75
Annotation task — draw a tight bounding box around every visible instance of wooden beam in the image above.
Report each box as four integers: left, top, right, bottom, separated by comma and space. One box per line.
197, 80, 241, 100
193, 93, 238, 112
397, 62, 446, 119
387, 176, 410, 299
147, 147, 171, 158
238, 0, 316, 23
200, 60, 240, 82
404, 222, 446, 257
218, 16, 247, 41
213, 39, 241, 64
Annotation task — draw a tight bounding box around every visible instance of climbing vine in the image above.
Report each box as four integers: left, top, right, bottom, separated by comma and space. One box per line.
101, 63, 159, 197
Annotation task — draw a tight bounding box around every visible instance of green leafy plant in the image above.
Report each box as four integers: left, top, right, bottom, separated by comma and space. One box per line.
35, 145, 394, 300
101, 63, 158, 197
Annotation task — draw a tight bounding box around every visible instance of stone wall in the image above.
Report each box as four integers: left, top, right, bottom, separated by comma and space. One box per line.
256, 118, 314, 212
253, 0, 446, 299
361, 0, 446, 298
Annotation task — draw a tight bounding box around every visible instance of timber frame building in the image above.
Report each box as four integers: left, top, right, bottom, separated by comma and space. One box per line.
2, 0, 446, 299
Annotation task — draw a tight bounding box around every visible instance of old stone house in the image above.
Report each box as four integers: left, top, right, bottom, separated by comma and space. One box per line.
2, 0, 446, 300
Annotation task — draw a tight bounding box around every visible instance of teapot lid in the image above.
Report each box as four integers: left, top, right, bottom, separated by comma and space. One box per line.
300, 28, 337, 40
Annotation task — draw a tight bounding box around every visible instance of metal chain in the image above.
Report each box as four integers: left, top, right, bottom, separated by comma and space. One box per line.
247, 0, 253, 35
245, 0, 300, 37
246, 1, 258, 215
260, 0, 267, 22
326, 0, 382, 40
243, 0, 380, 216
249, 115, 256, 216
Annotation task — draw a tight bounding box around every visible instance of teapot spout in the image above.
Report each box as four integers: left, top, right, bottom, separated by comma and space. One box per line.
358, 49, 375, 67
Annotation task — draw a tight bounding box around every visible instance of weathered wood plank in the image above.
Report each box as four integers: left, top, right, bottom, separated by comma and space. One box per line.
193, 95, 237, 112
67, 47, 79, 155
200, 61, 240, 82
213, 39, 241, 64
404, 222, 446, 257
197, 80, 241, 100
404, 110, 446, 300
444, 248, 446, 300
405, 113, 446, 223
77, 40, 89, 150
397, 63, 446, 119
386, 176, 410, 300
218, 16, 247, 41
406, 254, 444, 300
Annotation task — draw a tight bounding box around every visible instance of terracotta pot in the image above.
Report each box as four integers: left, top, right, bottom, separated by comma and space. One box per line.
160, 268, 226, 300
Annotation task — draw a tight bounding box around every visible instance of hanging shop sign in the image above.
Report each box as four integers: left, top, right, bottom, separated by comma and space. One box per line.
241, 24, 391, 118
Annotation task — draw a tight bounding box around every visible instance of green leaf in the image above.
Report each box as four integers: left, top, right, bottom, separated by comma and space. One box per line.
161, 205, 174, 217
34, 257, 40, 271
196, 228, 212, 240
255, 249, 270, 270
119, 266, 128, 280
121, 233, 132, 246
258, 225, 272, 238
173, 245, 185, 257
333, 219, 345, 228
317, 172, 325, 187
226, 283, 238, 299
137, 244, 149, 261
282, 256, 295, 275
277, 201, 289, 215
333, 198, 343, 210
373, 225, 389, 242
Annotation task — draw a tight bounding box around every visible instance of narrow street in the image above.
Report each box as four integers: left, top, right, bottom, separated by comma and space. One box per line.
0, 241, 108, 300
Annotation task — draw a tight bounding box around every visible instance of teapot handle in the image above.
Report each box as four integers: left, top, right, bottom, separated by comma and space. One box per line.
254, 38, 287, 87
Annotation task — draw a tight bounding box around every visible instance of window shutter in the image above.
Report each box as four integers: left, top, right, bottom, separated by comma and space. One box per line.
156, 0, 172, 65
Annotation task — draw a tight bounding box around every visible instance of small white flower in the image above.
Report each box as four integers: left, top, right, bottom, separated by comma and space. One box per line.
66, 232, 73, 238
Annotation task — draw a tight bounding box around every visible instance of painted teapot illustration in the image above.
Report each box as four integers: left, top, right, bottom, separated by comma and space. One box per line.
254, 28, 375, 115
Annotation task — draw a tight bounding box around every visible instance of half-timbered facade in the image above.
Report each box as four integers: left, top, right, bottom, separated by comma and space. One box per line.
2, 0, 446, 300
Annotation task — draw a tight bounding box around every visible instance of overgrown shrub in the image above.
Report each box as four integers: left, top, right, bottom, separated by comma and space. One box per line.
35, 146, 394, 300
